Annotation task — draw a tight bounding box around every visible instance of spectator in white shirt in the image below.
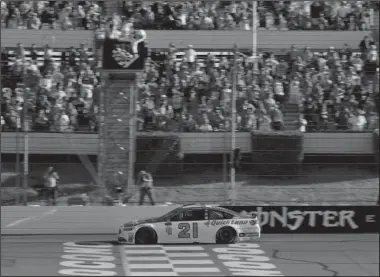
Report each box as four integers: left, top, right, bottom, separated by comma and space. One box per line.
297, 114, 308, 132
199, 118, 213, 132
176, 9, 186, 26
183, 45, 197, 69
80, 84, 93, 99
120, 18, 134, 41
1, 115, 5, 131
351, 53, 364, 72
337, 1, 350, 18
29, 12, 41, 29
40, 73, 53, 92
59, 112, 71, 132
356, 110, 368, 131
132, 29, 147, 54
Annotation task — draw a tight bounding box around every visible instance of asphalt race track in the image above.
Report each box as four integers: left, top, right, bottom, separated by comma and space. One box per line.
1, 234, 378, 276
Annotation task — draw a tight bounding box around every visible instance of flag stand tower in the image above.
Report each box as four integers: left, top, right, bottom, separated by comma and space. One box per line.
97, 38, 147, 201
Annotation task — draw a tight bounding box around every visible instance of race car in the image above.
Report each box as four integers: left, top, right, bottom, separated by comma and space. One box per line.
117, 204, 260, 244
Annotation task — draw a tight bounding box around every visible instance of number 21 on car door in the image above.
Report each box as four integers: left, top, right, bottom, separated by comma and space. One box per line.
176, 221, 199, 243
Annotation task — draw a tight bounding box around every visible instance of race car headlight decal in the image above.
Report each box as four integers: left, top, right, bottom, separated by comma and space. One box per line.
123, 227, 134, 231
124, 223, 133, 227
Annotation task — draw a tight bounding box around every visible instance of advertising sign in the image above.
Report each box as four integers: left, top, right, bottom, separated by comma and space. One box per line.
222, 206, 378, 233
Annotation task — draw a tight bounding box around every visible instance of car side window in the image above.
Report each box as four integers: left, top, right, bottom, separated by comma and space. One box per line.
209, 209, 234, 220
170, 213, 182, 222
171, 208, 206, 221
189, 209, 206, 221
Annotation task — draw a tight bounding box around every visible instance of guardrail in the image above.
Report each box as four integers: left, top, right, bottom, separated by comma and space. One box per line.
1, 132, 374, 155
1, 30, 371, 50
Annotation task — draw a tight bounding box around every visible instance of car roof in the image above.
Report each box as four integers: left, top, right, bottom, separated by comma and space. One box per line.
181, 204, 234, 212
182, 203, 220, 208
211, 206, 237, 213
182, 204, 207, 209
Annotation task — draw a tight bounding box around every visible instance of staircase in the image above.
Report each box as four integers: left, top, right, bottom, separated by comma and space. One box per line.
98, 78, 134, 196
372, 8, 379, 43
282, 103, 300, 131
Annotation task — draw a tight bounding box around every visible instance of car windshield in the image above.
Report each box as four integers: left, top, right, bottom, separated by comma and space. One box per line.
157, 207, 182, 221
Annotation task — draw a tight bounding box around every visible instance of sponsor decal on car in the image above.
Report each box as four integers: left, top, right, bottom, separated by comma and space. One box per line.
165, 226, 172, 235
210, 219, 250, 226
244, 232, 260, 237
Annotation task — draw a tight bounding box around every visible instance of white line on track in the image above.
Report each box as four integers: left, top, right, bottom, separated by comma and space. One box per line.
126, 256, 168, 261
167, 252, 210, 258
119, 244, 132, 276
175, 267, 221, 273
171, 259, 215, 265
164, 246, 205, 251
5, 209, 57, 228
131, 272, 178, 276
124, 245, 163, 249
129, 264, 173, 269
126, 249, 166, 254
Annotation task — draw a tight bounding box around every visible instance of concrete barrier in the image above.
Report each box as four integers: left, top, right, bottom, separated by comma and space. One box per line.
2, 205, 377, 236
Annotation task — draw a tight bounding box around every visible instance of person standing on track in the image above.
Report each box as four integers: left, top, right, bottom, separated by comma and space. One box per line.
137, 170, 155, 206
43, 166, 59, 206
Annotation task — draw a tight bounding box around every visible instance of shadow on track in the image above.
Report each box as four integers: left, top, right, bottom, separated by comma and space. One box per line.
75, 240, 229, 246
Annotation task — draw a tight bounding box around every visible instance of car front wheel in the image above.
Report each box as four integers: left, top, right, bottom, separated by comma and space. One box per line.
135, 227, 157, 244
216, 227, 237, 244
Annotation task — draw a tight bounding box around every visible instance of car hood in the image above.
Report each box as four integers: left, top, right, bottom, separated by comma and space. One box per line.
124, 217, 162, 227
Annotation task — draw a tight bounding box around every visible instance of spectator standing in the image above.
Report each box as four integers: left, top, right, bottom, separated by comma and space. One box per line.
183, 45, 197, 70
29, 12, 41, 29
310, 0, 325, 27
270, 104, 284, 131
137, 170, 155, 206
359, 36, 374, 55
43, 166, 59, 206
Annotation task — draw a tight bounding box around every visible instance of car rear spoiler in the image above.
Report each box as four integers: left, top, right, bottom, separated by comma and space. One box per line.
239, 210, 258, 219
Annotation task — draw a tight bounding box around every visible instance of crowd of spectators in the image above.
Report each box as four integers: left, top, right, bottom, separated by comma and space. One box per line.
1, 43, 100, 132
1, 0, 106, 30
1, 0, 378, 31
1, 36, 379, 133
1, 0, 379, 133
136, 38, 379, 133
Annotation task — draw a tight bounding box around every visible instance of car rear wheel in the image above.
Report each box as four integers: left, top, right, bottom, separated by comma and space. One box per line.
216, 227, 237, 244
135, 227, 157, 244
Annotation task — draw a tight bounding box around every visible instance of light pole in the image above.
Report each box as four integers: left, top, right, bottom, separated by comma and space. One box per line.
22, 83, 29, 205
16, 112, 21, 205
252, 0, 258, 71
230, 44, 238, 205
